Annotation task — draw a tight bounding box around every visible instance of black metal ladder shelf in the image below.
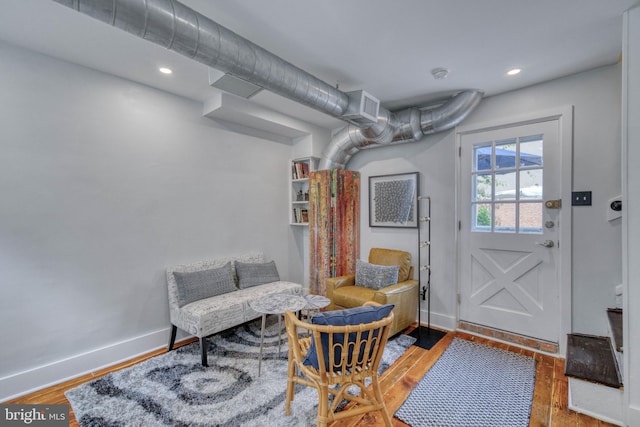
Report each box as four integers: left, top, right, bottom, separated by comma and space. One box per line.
409, 195, 446, 349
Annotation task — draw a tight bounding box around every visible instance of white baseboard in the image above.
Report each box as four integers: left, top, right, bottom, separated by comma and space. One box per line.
417, 309, 456, 331
628, 405, 640, 427
568, 377, 624, 426
0, 327, 187, 402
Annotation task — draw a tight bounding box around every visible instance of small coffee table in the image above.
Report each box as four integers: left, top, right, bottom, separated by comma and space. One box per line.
249, 293, 307, 376
302, 294, 331, 319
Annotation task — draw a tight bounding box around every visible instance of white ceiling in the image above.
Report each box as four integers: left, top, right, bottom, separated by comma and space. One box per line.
1, 0, 638, 129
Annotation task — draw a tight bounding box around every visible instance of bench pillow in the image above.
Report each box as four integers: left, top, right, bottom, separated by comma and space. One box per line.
302, 304, 395, 370
355, 260, 399, 290
235, 260, 280, 289
173, 262, 236, 307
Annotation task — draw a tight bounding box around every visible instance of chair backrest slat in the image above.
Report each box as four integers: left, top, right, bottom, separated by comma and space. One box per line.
285, 306, 393, 382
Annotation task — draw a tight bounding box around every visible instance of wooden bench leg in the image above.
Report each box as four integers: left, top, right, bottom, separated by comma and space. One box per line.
200, 337, 208, 367
168, 325, 178, 351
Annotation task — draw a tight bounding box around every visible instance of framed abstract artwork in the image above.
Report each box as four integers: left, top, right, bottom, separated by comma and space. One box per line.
369, 172, 419, 228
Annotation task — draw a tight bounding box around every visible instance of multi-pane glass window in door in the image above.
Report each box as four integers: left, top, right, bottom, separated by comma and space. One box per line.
471, 134, 543, 234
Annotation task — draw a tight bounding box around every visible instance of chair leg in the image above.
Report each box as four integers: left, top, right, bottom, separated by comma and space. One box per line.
285, 349, 295, 415
372, 377, 392, 427
168, 325, 178, 351
200, 337, 208, 367
317, 385, 329, 427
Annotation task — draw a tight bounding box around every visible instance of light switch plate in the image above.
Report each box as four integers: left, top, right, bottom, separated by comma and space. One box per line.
572, 191, 592, 206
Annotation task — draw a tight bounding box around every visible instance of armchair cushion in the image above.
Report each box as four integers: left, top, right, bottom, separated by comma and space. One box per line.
235, 260, 280, 289
302, 304, 395, 370
355, 259, 400, 290
369, 248, 412, 282
173, 262, 236, 307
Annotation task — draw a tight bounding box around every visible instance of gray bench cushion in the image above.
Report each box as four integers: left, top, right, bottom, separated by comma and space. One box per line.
173, 262, 236, 307
173, 280, 303, 336
235, 260, 280, 289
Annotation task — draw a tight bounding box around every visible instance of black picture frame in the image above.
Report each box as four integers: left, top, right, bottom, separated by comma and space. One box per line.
369, 172, 419, 228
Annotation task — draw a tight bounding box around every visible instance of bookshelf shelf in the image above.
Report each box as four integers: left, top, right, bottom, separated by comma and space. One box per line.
290, 157, 317, 226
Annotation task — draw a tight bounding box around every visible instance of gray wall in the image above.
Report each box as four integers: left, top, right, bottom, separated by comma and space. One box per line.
0, 41, 295, 399
350, 64, 622, 337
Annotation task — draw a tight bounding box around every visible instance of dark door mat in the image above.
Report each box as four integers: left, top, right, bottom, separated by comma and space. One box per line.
565, 333, 622, 388
607, 308, 623, 352
409, 326, 446, 349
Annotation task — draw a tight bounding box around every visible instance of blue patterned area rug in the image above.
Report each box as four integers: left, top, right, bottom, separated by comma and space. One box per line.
395, 338, 536, 427
65, 319, 415, 427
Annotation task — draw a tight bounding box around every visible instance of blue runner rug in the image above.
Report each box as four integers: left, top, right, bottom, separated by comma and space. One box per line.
396, 338, 536, 427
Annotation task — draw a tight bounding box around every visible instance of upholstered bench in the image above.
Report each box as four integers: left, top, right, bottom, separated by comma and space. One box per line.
166, 252, 302, 366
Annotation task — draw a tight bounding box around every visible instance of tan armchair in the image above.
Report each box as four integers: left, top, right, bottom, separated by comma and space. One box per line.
326, 248, 418, 336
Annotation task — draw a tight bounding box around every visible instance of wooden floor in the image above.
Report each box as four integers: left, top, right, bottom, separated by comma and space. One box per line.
4, 329, 616, 427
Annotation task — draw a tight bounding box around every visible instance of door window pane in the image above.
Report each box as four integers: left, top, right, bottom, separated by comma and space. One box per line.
520, 135, 543, 167
495, 138, 517, 169
495, 171, 517, 200
520, 169, 543, 200
473, 174, 492, 201
495, 203, 516, 233
519, 202, 543, 234
474, 144, 493, 171
473, 203, 492, 232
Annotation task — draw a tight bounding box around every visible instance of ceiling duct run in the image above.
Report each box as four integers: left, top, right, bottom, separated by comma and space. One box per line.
53, 0, 483, 169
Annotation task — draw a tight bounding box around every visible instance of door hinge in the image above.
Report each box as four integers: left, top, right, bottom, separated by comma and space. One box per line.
458, 146, 462, 157
458, 220, 461, 231
457, 293, 461, 304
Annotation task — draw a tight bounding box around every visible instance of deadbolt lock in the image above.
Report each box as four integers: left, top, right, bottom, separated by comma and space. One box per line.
545, 199, 562, 209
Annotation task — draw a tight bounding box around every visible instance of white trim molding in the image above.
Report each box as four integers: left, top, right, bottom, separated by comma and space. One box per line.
0, 327, 182, 402
455, 106, 574, 356
622, 5, 640, 426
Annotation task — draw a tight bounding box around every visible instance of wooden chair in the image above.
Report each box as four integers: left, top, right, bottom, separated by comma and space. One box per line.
284, 302, 394, 427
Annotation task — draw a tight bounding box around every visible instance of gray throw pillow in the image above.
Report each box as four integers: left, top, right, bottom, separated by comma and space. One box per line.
235, 260, 280, 289
173, 262, 236, 307
355, 259, 400, 290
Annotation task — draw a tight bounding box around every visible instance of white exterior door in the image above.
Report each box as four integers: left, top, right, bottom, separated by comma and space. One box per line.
458, 119, 563, 343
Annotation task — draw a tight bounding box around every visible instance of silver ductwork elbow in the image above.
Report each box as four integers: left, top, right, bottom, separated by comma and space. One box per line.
420, 90, 484, 134
319, 90, 484, 170
318, 107, 398, 170
392, 108, 423, 142
320, 126, 369, 170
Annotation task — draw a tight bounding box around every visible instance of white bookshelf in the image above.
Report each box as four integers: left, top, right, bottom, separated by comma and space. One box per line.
289, 157, 318, 225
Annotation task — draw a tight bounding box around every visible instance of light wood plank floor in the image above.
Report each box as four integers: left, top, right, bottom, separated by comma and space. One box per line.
3, 329, 616, 427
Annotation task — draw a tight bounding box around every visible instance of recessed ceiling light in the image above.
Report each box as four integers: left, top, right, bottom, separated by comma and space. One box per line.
159, 67, 173, 75
507, 68, 521, 76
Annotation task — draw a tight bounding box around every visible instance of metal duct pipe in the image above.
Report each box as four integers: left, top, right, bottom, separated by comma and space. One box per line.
52, 0, 349, 118
419, 89, 484, 134
319, 90, 484, 170
53, 0, 483, 169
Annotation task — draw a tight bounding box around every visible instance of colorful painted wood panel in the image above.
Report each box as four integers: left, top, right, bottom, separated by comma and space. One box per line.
308, 170, 360, 295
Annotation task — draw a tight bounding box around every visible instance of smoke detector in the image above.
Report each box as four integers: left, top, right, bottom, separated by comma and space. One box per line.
431, 67, 449, 80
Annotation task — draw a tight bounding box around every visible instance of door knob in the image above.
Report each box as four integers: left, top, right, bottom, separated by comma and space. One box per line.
536, 240, 554, 248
